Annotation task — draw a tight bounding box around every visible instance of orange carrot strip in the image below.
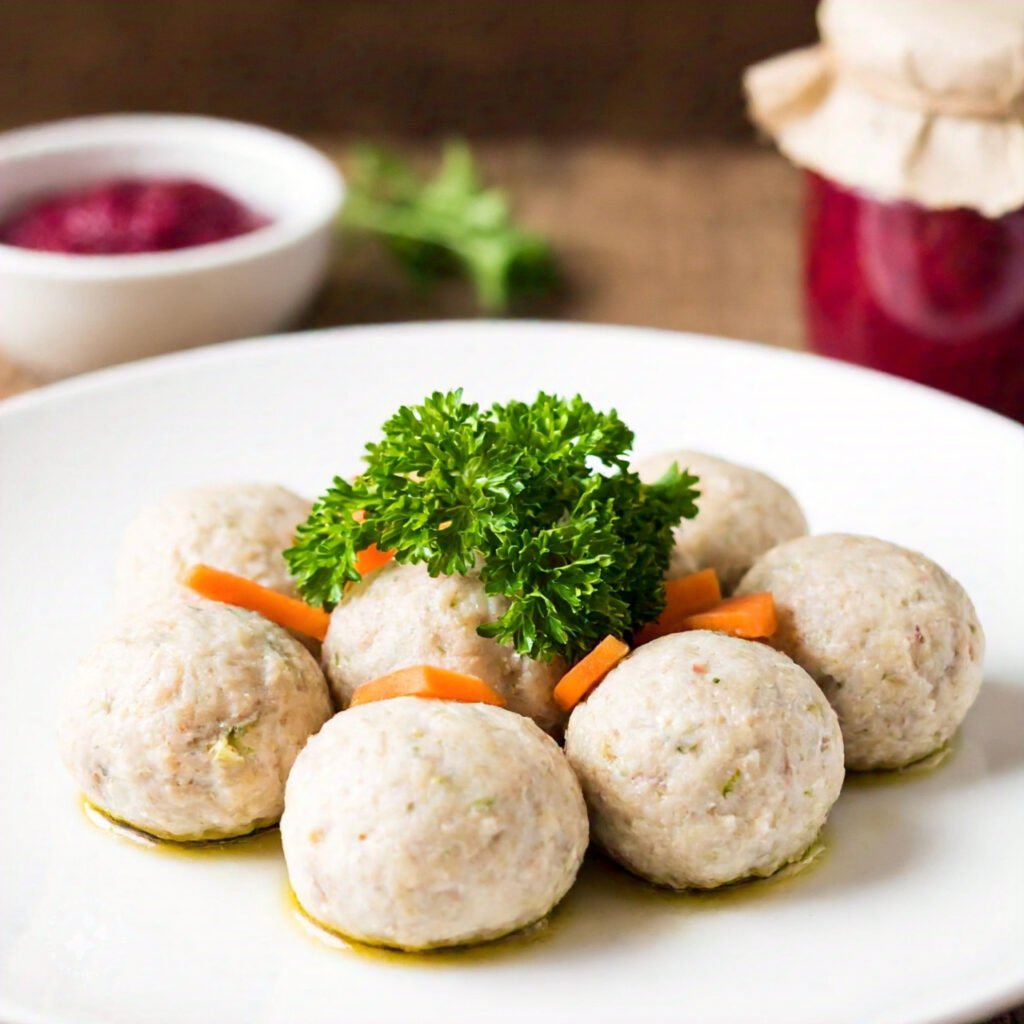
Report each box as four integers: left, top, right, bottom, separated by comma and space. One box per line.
354, 542, 395, 577
185, 564, 331, 642
553, 635, 630, 712
677, 592, 778, 639
635, 568, 723, 644
664, 568, 723, 613
349, 665, 506, 707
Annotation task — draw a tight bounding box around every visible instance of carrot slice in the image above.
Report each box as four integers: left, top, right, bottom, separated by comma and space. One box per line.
664, 568, 722, 613
635, 568, 723, 644
354, 542, 395, 577
349, 665, 506, 707
185, 564, 331, 642
677, 592, 778, 639
553, 635, 630, 712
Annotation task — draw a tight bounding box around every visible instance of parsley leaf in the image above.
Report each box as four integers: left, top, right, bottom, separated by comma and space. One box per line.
341, 141, 557, 312
285, 391, 699, 662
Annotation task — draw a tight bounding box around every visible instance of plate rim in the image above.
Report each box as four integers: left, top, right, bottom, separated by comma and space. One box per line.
2, 320, 1021, 443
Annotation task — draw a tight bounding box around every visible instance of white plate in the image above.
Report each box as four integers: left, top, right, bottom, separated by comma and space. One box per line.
1, 322, 1022, 1024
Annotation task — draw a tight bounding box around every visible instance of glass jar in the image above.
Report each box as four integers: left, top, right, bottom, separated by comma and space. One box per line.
746, 0, 1024, 421
804, 172, 1024, 420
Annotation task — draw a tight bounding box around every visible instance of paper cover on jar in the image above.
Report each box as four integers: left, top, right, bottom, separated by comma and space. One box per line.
744, 0, 1024, 217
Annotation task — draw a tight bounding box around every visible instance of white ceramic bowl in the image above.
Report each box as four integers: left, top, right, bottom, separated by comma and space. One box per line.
0, 114, 344, 377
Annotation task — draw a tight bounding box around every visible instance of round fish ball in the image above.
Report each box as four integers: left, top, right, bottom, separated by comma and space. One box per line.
634, 450, 808, 592
58, 602, 332, 840
281, 698, 588, 949
565, 631, 844, 889
114, 483, 311, 610
321, 561, 565, 732
736, 533, 985, 770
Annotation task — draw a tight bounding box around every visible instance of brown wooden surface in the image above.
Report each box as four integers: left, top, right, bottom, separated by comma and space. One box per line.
0, 141, 806, 398
0, 0, 817, 141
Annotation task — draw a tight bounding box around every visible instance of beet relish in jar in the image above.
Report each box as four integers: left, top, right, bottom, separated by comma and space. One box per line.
746, 0, 1024, 422
804, 173, 1024, 419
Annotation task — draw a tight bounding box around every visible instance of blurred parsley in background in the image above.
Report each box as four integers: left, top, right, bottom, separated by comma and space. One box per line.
341, 141, 557, 313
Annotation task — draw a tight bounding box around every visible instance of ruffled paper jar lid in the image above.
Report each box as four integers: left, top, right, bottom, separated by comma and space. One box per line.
745, 0, 1024, 217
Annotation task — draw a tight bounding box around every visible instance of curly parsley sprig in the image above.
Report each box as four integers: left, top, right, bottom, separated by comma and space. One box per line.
341, 141, 557, 312
285, 391, 699, 662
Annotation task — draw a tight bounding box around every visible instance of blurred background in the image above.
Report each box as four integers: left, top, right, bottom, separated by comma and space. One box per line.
0, 0, 818, 395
